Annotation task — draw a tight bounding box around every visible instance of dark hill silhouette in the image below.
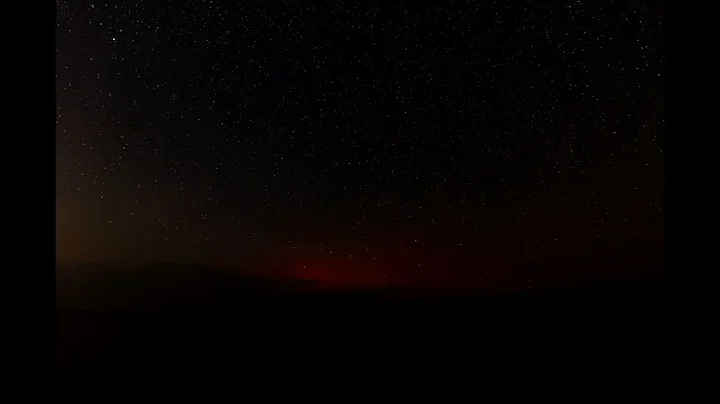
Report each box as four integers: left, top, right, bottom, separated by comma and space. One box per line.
55, 258, 664, 380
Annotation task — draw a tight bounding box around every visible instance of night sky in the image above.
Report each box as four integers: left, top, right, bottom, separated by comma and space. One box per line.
56, 1, 664, 290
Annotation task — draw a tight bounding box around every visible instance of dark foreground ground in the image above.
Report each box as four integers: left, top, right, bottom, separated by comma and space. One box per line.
56, 263, 666, 380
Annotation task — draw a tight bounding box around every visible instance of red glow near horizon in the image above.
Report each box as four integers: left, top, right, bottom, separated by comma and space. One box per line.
288, 253, 507, 292
291, 262, 391, 288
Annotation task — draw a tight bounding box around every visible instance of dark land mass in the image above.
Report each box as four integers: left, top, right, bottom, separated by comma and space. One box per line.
56, 260, 665, 380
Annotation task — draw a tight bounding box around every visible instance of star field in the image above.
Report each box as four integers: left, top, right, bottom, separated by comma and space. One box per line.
56, 0, 664, 289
